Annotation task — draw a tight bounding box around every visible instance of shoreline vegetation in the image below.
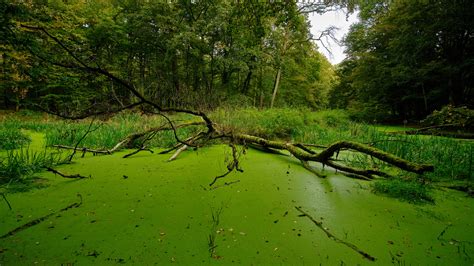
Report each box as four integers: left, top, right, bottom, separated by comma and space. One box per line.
1, 108, 472, 203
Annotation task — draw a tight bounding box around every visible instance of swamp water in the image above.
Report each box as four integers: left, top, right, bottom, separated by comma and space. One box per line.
0, 135, 473, 265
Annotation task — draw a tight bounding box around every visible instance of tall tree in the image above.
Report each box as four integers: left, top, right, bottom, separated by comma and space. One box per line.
331, 0, 474, 121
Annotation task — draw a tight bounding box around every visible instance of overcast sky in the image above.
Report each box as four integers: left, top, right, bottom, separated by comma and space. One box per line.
308, 9, 359, 65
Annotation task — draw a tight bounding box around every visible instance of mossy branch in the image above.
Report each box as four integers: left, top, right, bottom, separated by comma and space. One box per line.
23, 24, 434, 185
232, 133, 433, 180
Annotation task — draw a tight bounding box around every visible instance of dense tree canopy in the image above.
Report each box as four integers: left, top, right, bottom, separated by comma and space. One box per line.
1, 0, 335, 112
330, 0, 474, 121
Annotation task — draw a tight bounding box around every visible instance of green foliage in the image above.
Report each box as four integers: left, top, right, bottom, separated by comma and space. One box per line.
0, 148, 68, 185
211, 108, 473, 184
372, 178, 433, 204
332, 0, 474, 122
211, 107, 308, 139
0, 121, 30, 150
422, 105, 474, 128
2, 0, 334, 111
5, 109, 473, 189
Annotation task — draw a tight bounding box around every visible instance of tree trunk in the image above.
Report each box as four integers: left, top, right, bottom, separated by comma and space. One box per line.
421, 82, 428, 113
270, 67, 281, 108
242, 70, 252, 93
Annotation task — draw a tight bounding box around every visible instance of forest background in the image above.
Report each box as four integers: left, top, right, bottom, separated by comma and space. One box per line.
1, 0, 473, 123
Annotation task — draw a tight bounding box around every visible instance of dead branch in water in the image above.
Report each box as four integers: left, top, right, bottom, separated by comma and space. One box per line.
68, 118, 102, 162
209, 142, 244, 186
23, 24, 434, 186
46, 167, 89, 179
0, 194, 82, 239
52, 121, 205, 156
1, 193, 12, 211
295, 206, 376, 261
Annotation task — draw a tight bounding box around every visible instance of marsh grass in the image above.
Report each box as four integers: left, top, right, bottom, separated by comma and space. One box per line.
0, 148, 69, 186
0, 121, 31, 150
25, 108, 471, 185
208, 205, 224, 258
2, 108, 472, 201
210, 108, 473, 204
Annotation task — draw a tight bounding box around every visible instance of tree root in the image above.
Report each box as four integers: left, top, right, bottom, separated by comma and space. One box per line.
295, 206, 376, 261
209, 143, 243, 186
46, 167, 89, 179
0, 194, 82, 239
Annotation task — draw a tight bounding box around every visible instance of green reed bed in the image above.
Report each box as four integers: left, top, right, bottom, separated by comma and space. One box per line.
0, 148, 68, 185
2, 108, 472, 201
211, 108, 473, 202
0, 121, 31, 150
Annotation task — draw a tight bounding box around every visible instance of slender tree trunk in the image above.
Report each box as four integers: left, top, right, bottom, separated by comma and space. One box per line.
2, 53, 7, 109
448, 76, 454, 105
139, 55, 145, 98
421, 82, 428, 112
242, 70, 252, 93
171, 54, 180, 96
270, 67, 281, 108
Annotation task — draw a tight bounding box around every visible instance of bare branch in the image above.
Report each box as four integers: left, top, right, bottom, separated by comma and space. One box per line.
20, 24, 216, 135
295, 206, 376, 261
33, 101, 145, 120
209, 143, 243, 186
67, 118, 102, 162
46, 167, 89, 179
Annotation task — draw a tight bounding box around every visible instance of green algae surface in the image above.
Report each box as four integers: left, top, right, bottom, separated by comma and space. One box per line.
1, 135, 473, 265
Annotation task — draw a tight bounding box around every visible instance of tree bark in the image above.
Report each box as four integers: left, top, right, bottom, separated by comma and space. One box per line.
270, 67, 281, 108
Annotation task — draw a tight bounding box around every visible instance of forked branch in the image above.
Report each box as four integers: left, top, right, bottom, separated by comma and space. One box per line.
20, 24, 435, 186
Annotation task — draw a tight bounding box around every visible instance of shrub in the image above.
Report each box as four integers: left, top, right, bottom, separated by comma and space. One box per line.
422, 105, 474, 129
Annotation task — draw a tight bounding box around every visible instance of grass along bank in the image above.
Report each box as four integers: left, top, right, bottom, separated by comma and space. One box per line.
0, 108, 473, 202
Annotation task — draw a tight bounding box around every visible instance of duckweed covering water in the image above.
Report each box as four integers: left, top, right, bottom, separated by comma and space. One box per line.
0, 134, 473, 265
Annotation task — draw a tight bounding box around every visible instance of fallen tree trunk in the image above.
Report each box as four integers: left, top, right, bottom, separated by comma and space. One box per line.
23, 24, 435, 186
230, 133, 433, 180
50, 121, 434, 182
